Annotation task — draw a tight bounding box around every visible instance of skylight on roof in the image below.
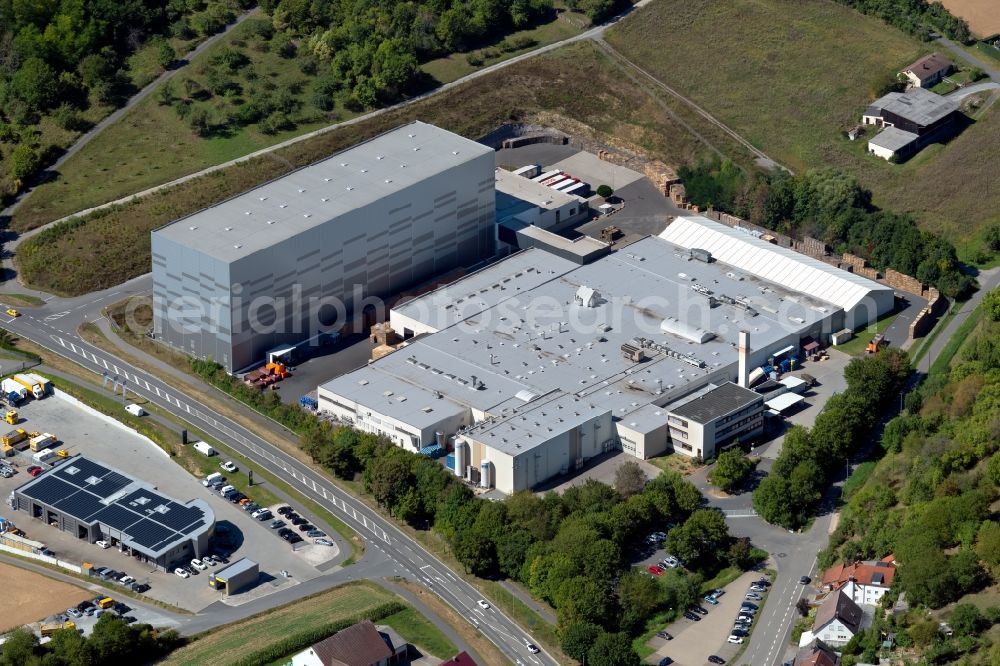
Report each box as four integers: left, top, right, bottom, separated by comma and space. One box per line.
85, 476, 102, 485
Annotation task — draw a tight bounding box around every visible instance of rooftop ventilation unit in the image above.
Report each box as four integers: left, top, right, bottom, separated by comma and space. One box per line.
575, 286, 600, 308
690, 248, 713, 263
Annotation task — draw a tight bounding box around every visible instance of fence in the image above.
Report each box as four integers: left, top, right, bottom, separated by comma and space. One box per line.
0, 542, 83, 574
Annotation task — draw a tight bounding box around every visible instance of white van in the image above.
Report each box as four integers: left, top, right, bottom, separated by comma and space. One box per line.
203, 472, 224, 487
192, 441, 216, 456
219, 485, 235, 495
124, 404, 146, 417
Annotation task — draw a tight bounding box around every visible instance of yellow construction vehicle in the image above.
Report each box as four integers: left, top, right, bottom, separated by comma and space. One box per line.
4, 410, 17, 425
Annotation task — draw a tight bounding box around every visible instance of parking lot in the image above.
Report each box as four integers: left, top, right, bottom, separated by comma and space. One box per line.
648, 570, 764, 665
0, 390, 339, 612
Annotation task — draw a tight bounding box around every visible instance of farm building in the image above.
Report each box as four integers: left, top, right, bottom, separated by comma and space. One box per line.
861, 88, 960, 160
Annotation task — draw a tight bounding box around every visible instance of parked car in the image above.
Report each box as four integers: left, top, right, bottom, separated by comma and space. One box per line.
123, 615, 138, 624
131, 583, 150, 593
691, 605, 709, 615
290, 517, 307, 526
95, 540, 110, 549
113, 602, 131, 614
276, 506, 292, 516
729, 635, 745, 645
656, 631, 672, 640
708, 656, 725, 664
66, 608, 82, 618
220, 460, 238, 473
118, 575, 136, 586
270, 519, 286, 529
306, 529, 326, 538
703, 594, 719, 605
661, 555, 679, 568
647, 565, 664, 576
683, 612, 700, 621
755, 578, 771, 587
741, 602, 758, 610
190, 558, 207, 571
746, 593, 762, 600
658, 658, 673, 666
174, 567, 190, 579
286, 534, 303, 544
315, 538, 334, 546
27, 465, 43, 477
730, 628, 748, 637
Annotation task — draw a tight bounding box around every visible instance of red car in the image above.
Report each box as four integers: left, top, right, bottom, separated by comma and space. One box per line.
27, 466, 43, 477
647, 565, 664, 576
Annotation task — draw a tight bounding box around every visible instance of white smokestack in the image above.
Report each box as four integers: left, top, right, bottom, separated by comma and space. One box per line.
738, 330, 750, 388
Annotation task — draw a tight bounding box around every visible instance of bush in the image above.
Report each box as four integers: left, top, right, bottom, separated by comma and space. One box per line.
596, 184, 614, 198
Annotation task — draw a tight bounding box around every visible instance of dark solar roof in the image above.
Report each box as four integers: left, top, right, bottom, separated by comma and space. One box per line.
670, 382, 762, 424
16, 456, 212, 558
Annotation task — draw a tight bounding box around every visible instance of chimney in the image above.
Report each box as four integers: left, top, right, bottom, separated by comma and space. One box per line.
656, 378, 663, 395
738, 330, 750, 388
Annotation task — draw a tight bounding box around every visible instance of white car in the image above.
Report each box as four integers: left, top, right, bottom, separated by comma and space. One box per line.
190, 558, 208, 571
95, 540, 110, 549
525, 641, 540, 654
220, 460, 238, 473
118, 575, 136, 586
477, 599, 490, 610
174, 568, 190, 579
728, 636, 744, 644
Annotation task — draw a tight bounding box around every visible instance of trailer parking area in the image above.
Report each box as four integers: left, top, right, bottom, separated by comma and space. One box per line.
0, 391, 336, 612
0, 561, 91, 633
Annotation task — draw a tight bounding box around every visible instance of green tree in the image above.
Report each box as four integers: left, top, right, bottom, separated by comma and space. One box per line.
587, 631, 640, 666
156, 38, 177, 68
46, 627, 92, 666
11, 57, 59, 111
984, 289, 1000, 323
87, 615, 133, 662
950, 603, 982, 636
363, 456, 412, 512
617, 570, 664, 633
556, 576, 608, 628
496, 526, 534, 578
9, 144, 42, 188
0, 628, 38, 666
614, 460, 647, 497
596, 184, 614, 198
708, 449, 755, 492
561, 622, 602, 662
452, 528, 496, 575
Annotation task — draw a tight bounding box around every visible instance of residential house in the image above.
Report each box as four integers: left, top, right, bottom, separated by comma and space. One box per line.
822, 556, 896, 606
811, 590, 865, 647
794, 638, 840, 666
438, 653, 478, 666
291, 621, 409, 666
901, 53, 954, 88
862, 88, 960, 160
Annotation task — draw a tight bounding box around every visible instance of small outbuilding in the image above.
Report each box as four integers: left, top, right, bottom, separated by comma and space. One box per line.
209, 558, 259, 595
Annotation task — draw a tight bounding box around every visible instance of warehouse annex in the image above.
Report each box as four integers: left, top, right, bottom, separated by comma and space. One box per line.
318, 216, 894, 494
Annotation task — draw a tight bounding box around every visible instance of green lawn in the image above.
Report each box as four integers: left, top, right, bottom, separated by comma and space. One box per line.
605, 0, 1000, 243
379, 607, 457, 659
930, 305, 984, 375
831, 311, 900, 357
163, 582, 395, 666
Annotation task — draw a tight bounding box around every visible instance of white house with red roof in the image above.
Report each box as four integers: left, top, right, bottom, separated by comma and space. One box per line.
821, 555, 896, 607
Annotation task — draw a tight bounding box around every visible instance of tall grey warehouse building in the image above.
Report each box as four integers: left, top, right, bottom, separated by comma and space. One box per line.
152, 122, 496, 372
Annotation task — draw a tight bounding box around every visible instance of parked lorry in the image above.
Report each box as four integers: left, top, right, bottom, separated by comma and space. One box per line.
29, 433, 57, 452
1, 379, 27, 404
2, 428, 28, 449
40, 621, 75, 636
192, 441, 216, 456
13, 373, 51, 400
32, 449, 58, 464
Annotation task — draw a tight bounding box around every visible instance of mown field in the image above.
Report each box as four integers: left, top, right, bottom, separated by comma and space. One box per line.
605, 0, 1000, 246
15, 40, 753, 296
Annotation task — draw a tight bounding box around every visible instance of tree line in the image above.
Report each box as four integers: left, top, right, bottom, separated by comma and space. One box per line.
816, 292, 1000, 664
752, 348, 911, 528
832, 0, 971, 42
678, 161, 976, 299
1, 615, 182, 666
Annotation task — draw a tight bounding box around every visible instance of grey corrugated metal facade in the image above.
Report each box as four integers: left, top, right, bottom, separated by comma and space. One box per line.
152, 122, 496, 372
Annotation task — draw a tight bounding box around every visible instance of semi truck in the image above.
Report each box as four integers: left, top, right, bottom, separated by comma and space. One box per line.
1, 378, 27, 404
13, 374, 51, 400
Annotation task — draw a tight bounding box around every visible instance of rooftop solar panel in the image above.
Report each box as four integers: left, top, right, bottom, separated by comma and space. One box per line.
94, 504, 141, 531
127, 519, 174, 549
54, 492, 104, 521
22, 476, 81, 507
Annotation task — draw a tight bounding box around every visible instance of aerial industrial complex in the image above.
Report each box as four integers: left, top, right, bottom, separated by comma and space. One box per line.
151, 121, 497, 372
14, 456, 215, 571
318, 208, 894, 494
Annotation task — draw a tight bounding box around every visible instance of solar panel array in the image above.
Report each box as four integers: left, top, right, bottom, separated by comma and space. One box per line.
17, 456, 210, 556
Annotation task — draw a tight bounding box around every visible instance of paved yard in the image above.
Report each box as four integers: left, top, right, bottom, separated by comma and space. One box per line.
649, 570, 761, 665
535, 450, 660, 494
0, 391, 336, 611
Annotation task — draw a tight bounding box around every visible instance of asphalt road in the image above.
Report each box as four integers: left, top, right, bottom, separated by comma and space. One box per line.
0, 283, 553, 666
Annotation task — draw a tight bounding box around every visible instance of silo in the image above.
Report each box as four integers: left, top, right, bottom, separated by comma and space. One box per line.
480, 460, 491, 489
454, 441, 467, 478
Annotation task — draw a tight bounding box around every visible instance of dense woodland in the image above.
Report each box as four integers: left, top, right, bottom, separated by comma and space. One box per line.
817, 291, 1000, 665
678, 161, 976, 298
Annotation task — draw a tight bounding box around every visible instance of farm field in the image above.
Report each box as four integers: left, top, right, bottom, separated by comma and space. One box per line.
15, 40, 753, 296
605, 0, 1000, 246
939, 0, 1000, 37
162, 582, 398, 666
0, 562, 92, 633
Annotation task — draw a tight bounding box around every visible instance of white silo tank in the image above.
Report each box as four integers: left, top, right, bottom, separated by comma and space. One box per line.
454, 441, 467, 479
480, 460, 491, 489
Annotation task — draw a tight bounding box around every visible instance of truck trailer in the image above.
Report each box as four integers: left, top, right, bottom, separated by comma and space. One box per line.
1, 379, 27, 404
29, 433, 57, 452
13, 374, 51, 400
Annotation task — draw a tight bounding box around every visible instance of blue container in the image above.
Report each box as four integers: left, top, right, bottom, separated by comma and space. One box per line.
299, 395, 318, 409
446, 454, 456, 470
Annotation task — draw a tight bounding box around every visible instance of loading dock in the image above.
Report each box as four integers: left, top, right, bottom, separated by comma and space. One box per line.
209, 558, 259, 595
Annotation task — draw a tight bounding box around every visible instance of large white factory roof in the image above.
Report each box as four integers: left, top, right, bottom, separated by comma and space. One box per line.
495, 168, 584, 222
321, 227, 854, 455
153, 121, 493, 262
659, 216, 893, 312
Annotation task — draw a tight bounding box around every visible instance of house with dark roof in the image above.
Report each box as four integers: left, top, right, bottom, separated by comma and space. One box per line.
438, 652, 478, 666
901, 53, 954, 88
794, 638, 840, 666
291, 621, 409, 666
821, 557, 896, 606
861, 87, 960, 160
811, 590, 865, 647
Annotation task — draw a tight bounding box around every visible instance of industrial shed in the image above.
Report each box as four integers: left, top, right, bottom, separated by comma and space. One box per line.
659, 216, 895, 330
14, 456, 214, 570
209, 558, 259, 595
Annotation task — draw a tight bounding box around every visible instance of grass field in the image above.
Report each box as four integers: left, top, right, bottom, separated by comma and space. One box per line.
162, 582, 396, 666
0, 562, 92, 634
605, 0, 1000, 245
15, 39, 746, 295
